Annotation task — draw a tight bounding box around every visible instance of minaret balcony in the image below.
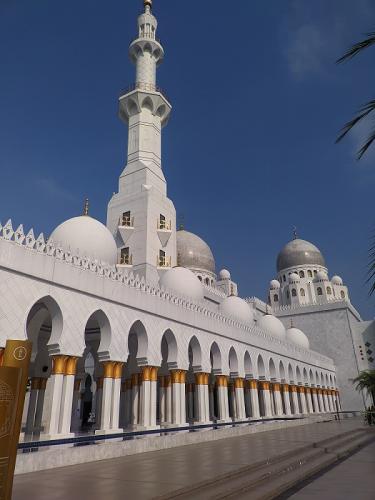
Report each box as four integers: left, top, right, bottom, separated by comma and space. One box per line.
119, 86, 172, 127
118, 254, 133, 267
117, 216, 134, 245
157, 255, 171, 268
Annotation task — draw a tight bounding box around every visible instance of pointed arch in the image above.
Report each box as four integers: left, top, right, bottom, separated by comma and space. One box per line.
161, 329, 178, 367
228, 347, 239, 375
244, 351, 253, 377
279, 360, 286, 382
210, 341, 222, 372
269, 358, 277, 380
257, 354, 266, 379
128, 319, 148, 361
188, 335, 202, 369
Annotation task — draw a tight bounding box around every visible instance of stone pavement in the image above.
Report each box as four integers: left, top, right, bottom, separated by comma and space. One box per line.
286, 440, 375, 500
12, 418, 367, 500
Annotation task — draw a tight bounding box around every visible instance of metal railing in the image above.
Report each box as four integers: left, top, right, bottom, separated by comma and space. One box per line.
132, 32, 162, 44
120, 254, 133, 266
118, 216, 134, 228
157, 219, 171, 231
119, 82, 171, 104
157, 255, 171, 268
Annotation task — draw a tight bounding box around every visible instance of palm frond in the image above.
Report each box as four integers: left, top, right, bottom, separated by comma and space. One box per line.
357, 126, 375, 159
336, 100, 375, 144
337, 32, 375, 63
367, 231, 375, 296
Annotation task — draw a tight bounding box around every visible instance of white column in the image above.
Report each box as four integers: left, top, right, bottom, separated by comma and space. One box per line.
273, 384, 283, 416
140, 379, 151, 428
171, 371, 181, 425
150, 368, 158, 428
317, 389, 324, 412
311, 388, 319, 413
328, 392, 334, 412
180, 372, 187, 426
306, 388, 314, 414
234, 379, 246, 420
42, 356, 67, 439
195, 373, 210, 424
298, 387, 308, 414
291, 386, 300, 415
159, 377, 166, 425
110, 363, 124, 431
323, 390, 330, 412
98, 376, 113, 433
249, 380, 260, 419
282, 385, 292, 416
216, 376, 230, 422
166, 378, 172, 423
261, 382, 273, 417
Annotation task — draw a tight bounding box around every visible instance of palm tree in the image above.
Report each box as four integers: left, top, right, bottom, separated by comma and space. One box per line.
352, 370, 375, 406
336, 33, 375, 297
336, 32, 375, 159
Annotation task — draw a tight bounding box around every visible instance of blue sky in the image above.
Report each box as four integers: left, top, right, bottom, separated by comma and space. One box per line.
0, 0, 374, 318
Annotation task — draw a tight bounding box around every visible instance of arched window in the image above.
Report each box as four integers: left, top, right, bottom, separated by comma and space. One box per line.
307, 270, 312, 278
300, 288, 305, 297
313, 270, 317, 276
292, 289, 297, 297
197, 276, 202, 282
317, 287, 323, 296
326, 286, 332, 295
205, 278, 209, 285
274, 294, 279, 302
283, 275, 286, 282
299, 271, 305, 278
340, 290, 345, 299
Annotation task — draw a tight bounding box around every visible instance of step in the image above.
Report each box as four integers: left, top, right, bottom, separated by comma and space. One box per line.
157, 426, 372, 500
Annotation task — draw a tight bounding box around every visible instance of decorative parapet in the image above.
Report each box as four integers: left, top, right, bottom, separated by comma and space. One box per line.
273, 297, 349, 312
0, 219, 334, 369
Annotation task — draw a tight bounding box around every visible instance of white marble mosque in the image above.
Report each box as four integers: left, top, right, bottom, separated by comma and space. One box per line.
1, 0, 374, 447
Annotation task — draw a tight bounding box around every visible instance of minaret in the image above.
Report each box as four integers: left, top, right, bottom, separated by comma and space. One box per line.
107, 0, 176, 284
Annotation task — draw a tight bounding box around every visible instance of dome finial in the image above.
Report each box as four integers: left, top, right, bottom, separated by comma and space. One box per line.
177, 213, 185, 231
83, 198, 89, 216
293, 226, 298, 240
144, 0, 152, 11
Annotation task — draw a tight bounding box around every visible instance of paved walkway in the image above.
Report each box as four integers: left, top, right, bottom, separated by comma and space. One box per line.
287, 440, 375, 500
12, 419, 366, 500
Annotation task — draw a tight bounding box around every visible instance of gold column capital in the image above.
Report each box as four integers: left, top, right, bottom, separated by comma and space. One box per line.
102, 361, 116, 379
113, 362, 124, 379
247, 379, 258, 390
298, 386, 305, 394
305, 387, 311, 393
234, 378, 244, 389
170, 369, 181, 384
273, 383, 281, 391
141, 366, 158, 382
65, 356, 79, 376
216, 375, 228, 387
290, 385, 297, 393
282, 383, 289, 392
259, 381, 270, 390
150, 366, 158, 381
52, 355, 69, 375
195, 372, 209, 385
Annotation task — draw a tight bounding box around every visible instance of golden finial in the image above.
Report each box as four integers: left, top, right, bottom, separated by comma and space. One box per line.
144, 0, 152, 9
83, 198, 89, 216
293, 226, 298, 240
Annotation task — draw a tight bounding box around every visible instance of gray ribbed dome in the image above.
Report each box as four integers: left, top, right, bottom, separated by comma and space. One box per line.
277, 238, 325, 272
176, 230, 215, 274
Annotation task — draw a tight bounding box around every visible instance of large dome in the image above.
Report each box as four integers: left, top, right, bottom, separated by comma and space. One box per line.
258, 315, 286, 340
286, 327, 310, 350
220, 296, 253, 324
277, 238, 325, 272
176, 230, 215, 274
159, 266, 204, 301
49, 216, 118, 265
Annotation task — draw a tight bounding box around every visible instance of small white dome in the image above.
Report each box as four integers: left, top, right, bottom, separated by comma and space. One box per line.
286, 327, 310, 350
219, 269, 231, 280
220, 296, 253, 324
49, 216, 118, 265
289, 273, 299, 283
315, 270, 328, 281
258, 315, 286, 340
159, 266, 204, 301
332, 275, 343, 285
270, 279, 280, 289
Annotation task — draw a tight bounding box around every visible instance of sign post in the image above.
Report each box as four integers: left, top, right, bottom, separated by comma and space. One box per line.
0, 340, 32, 500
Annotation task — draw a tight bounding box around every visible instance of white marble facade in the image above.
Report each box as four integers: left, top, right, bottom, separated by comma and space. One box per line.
0, 1, 370, 448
